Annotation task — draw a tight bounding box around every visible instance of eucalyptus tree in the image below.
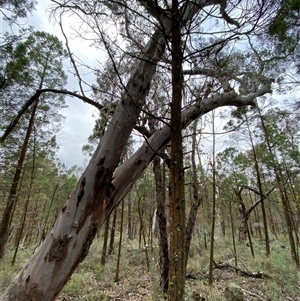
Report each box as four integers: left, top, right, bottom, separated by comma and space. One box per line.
0, 0, 36, 22
0, 1, 288, 300
257, 105, 300, 266
0, 30, 67, 259
11, 144, 78, 264
222, 106, 274, 255
221, 101, 300, 264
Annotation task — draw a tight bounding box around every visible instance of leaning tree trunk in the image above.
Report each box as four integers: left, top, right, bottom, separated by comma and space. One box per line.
1, 9, 271, 299
0, 87, 269, 301
0, 4, 196, 299
12, 126, 37, 265
0, 86, 269, 301
0, 21, 166, 300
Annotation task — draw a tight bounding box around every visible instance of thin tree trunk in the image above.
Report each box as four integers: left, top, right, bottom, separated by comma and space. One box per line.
251, 193, 262, 240
26, 189, 41, 245
7, 161, 27, 231
186, 119, 203, 260
248, 123, 270, 256
108, 209, 117, 255
258, 108, 299, 266
0, 99, 38, 259
208, 112, 216, 285
153, 156, 169, 291
137, 197, 150, 271
229, 199, 238, 267
115, 200, 124, 283
168, 2, 185, 299
235, 189, 255, 257
280, 178, 299, 266
100, 215, 110, 266
40, 180, 60, 244
127, 199, 132, 240
268, 206, 277, 239
285, 169, 299, 246
12, 127, 37, 265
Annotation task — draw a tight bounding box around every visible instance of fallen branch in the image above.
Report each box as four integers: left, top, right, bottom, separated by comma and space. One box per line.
213, 260, 270, 279
242, 288, 269, 301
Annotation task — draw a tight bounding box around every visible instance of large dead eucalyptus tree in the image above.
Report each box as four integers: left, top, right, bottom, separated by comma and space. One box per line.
1, 0, 280, 300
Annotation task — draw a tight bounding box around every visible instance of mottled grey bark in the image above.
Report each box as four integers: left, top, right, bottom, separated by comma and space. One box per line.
0, 2, 217, 300
0, 84, 269, 301
0, 0, 273, 298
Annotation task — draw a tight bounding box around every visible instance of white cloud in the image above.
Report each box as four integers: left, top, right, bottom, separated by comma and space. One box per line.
25, 1, 104, 167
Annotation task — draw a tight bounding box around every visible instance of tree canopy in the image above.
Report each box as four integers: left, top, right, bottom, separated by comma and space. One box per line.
1, 1, 300, 300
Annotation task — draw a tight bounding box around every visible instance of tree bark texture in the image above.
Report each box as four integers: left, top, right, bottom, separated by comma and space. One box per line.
0, 21, 166, 301
0, 2, 273, 300
0, 89, 269, 301
168, 1, 186, 300
153, 156, 169, 291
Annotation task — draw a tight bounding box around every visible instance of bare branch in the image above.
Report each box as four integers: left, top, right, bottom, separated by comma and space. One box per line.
220, 0, 240, 28
59, 19, 86, 97
110, 85, 272, 207
246, 186, 275, 216
0, 89, 102, 144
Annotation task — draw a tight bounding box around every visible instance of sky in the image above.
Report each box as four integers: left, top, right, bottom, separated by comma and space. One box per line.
18, 1, 103, 168
2, 1, 286, 169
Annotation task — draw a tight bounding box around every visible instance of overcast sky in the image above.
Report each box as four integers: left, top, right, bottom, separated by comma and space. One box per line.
25, 1, 103, 168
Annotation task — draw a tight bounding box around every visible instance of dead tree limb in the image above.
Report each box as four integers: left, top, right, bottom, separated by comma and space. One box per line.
213, 261, 270, 279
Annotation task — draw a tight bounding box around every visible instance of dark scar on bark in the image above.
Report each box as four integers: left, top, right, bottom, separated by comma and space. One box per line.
80, 222, 98, 262
46, 235, 68, 262
77, 176, 86, 206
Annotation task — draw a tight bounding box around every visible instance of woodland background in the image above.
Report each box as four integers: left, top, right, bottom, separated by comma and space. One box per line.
0, 0, 300, 300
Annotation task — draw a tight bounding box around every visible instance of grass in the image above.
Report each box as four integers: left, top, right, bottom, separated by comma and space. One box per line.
0, 248, 33, 295
0, 234, 299, 300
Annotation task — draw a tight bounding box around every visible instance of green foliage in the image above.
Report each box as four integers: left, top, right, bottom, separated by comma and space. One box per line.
1, 29, 67, 96
268, 0, 300, 60
0, 28, 68, 185
269, 0, 300, 41
0, 0, 36, 22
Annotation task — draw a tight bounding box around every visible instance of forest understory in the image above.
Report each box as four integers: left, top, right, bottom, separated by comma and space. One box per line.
1, 233, 299, 301
2, 1, 300, 301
